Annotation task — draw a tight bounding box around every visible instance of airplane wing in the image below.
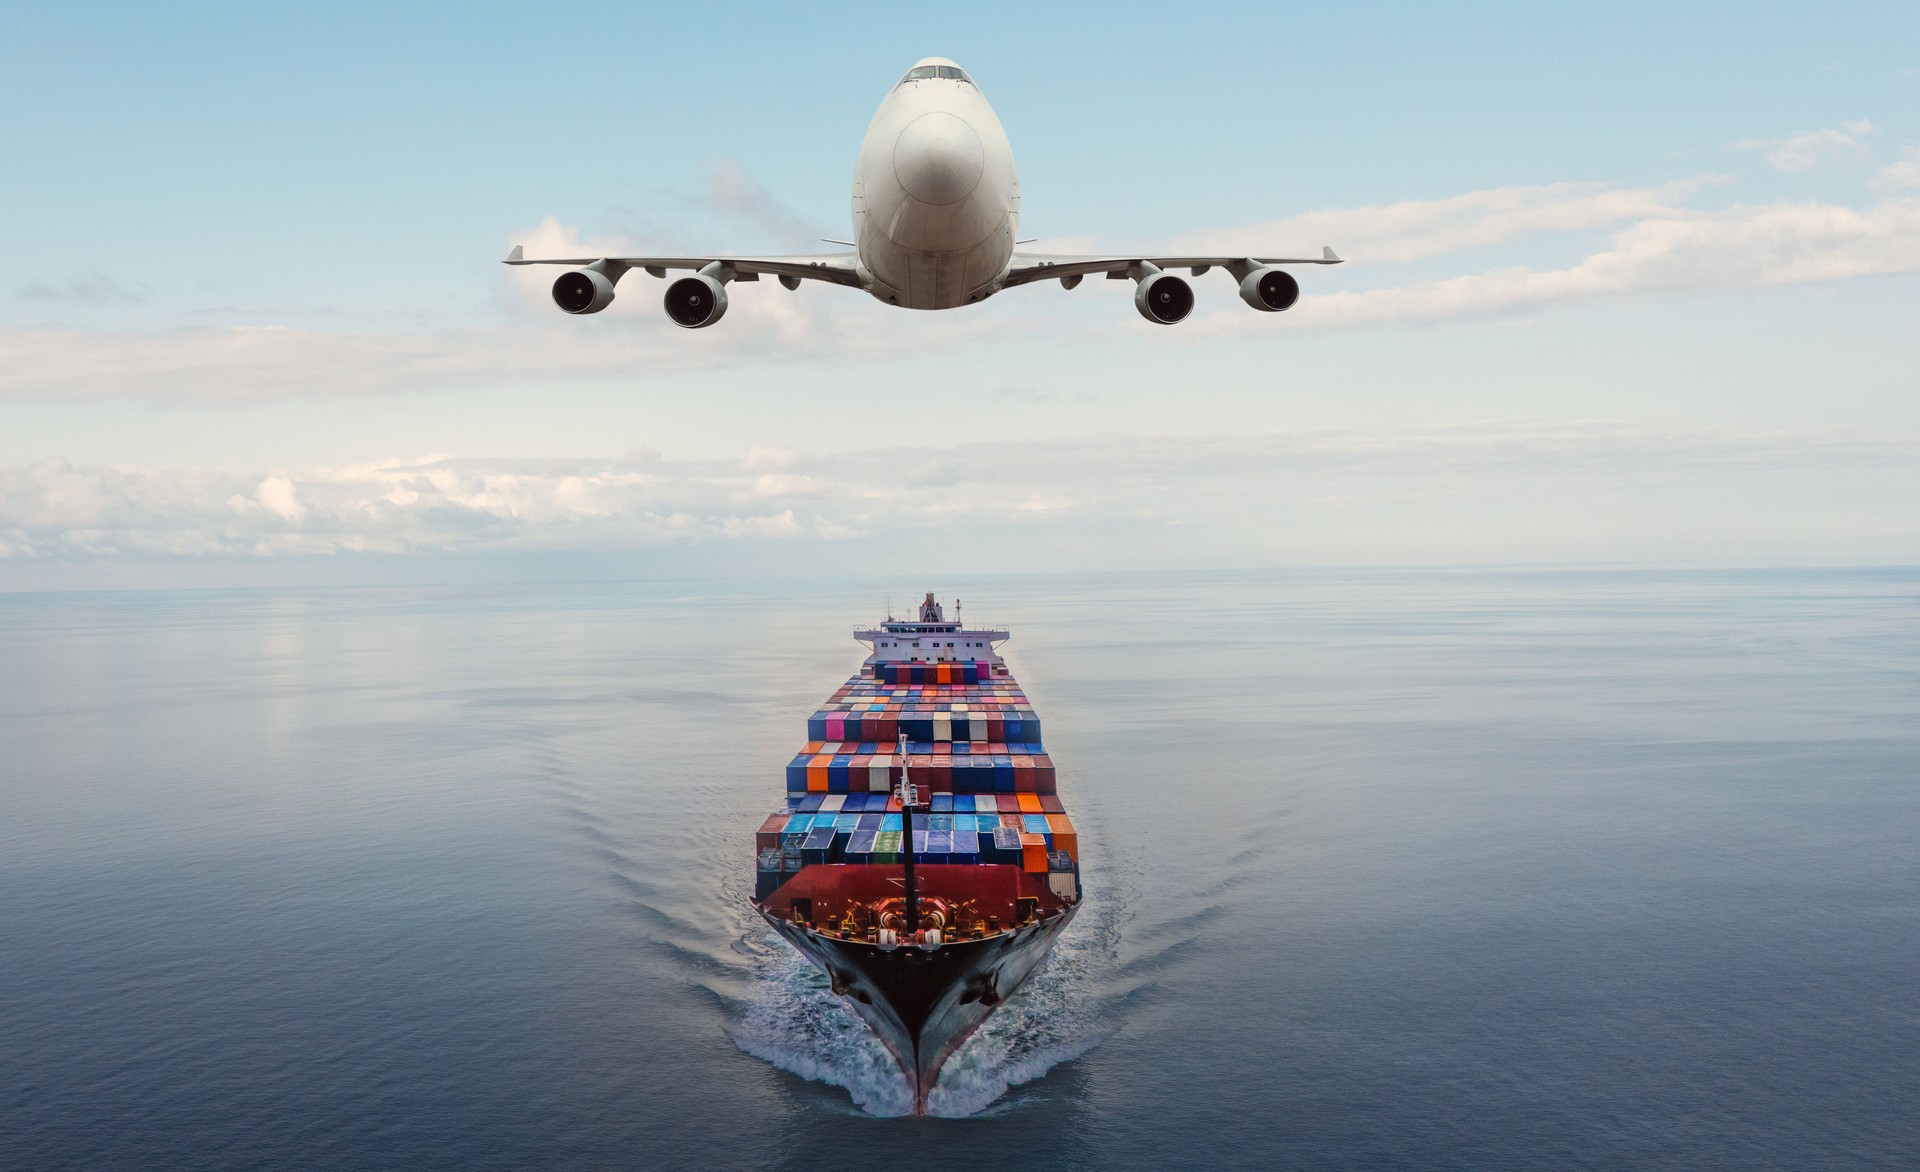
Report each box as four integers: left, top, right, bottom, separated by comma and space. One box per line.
1001, 246, 1342, 288
502, 245, 864, 289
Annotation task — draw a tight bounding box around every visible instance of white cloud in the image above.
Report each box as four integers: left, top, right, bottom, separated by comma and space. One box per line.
751, 473, 823, 498
1732, 119, 1874, 172
1170, 180, 1713, 265
3, 423, 1913, 560
1877, 146, 1920, 190
18, 271, 151, 305
742, 445, 800, 472
1192, 195, 1920, 335
249, 475, 307, 523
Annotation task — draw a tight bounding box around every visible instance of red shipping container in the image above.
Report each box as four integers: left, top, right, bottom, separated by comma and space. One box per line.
756, 813, 787, 851
1038, 795, 1065, 814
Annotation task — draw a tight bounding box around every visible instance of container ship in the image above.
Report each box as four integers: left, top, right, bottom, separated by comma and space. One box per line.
751, 593, 1081, 1113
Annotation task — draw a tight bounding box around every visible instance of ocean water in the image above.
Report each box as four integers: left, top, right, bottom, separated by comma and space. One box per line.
2, 569, 1916, 1170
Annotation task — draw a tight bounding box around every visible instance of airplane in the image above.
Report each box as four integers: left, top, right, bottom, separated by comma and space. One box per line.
504, 56, 1341, 328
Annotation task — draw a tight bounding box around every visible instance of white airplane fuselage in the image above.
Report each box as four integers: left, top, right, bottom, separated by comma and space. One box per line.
853, 59, 1019, 310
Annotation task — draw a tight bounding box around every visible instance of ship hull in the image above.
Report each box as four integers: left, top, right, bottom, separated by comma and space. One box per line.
762, 907, 1076, 1113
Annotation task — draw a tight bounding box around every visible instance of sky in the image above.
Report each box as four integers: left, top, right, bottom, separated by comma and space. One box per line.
3, 1, 1918, 587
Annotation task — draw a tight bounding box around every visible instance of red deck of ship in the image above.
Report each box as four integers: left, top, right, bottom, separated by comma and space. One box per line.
755, 863, 1068, 933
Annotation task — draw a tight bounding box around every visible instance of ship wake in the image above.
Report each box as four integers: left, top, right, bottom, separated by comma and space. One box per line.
729, 905, 1119, 1118
726, 945, 916, 1116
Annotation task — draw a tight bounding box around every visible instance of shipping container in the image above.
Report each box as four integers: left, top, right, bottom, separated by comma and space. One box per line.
756, 813, 787, 851
1020, 837, 1048, 873
802, 825, 838, 864
1046, 813, 1077, 860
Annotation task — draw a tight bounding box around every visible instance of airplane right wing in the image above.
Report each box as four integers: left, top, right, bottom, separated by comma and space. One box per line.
503, 245, 864, 288
503, 245, 863, 326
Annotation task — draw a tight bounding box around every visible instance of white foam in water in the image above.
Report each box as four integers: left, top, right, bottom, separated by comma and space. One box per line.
731, 911, 1119, 1118
924, 916, 1119, 1117
726, 943, 915, 1117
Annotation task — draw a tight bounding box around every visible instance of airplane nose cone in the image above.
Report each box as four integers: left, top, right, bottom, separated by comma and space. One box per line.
893, 112, 985, 206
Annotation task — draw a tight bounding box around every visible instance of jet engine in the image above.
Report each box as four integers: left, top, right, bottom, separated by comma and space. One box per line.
1238, 266, 1300, 312
665, 273, 729, 328
552, 269, 616, 315
1134, 270, 1194, 324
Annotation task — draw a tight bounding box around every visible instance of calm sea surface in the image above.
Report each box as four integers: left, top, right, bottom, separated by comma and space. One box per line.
2, 569, 1916, 1170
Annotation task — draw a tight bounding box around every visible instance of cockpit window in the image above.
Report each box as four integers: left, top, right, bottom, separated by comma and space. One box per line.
900, 64, 972, 85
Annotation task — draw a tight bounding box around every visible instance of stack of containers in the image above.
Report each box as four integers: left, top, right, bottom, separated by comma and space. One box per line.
755, 658, 1079, 901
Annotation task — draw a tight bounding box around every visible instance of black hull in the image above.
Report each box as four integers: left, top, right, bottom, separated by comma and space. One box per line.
763, 908, 1076, 1113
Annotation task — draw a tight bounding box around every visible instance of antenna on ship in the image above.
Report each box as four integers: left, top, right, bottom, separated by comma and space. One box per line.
897, 732, 920, 939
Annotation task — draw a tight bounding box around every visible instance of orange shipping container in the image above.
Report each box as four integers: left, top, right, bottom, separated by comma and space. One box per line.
1046, 813, 1077, 860
1017, 793, 1043, 814
1020, 834, 1048, 873
807, 760, 829, 792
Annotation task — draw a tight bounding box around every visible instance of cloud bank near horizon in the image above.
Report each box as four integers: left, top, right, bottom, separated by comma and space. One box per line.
5, 420, 1915, 563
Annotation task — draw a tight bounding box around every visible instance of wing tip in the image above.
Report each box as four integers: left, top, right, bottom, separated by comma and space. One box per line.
504, 244, 524, 264
1323, 246, 1342, 264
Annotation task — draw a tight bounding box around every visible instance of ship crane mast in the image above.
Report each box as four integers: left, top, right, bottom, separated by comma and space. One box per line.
898, 733, 922, 941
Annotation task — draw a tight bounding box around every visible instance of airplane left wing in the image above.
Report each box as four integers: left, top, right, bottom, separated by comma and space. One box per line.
1000, 246, 1342, 288
999, 246, 1341, 322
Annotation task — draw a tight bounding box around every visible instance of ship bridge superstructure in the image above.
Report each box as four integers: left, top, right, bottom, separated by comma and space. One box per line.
855, 591, 1009, 666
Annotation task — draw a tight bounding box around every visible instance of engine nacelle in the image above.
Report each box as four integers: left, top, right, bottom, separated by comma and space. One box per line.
665, 273, 729, 328
552, 269, 616, 315
1239, 266, 1300, 312
1134, 271, 1194, 324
